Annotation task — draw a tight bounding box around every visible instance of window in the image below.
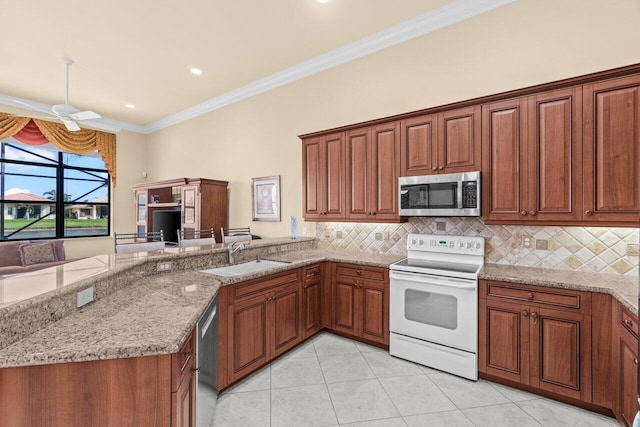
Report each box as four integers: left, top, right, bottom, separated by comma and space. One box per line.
0, 138, 110, 240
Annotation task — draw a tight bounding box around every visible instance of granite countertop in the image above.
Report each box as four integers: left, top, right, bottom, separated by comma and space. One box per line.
480, 263, 638, 315
0, 271, 221, 368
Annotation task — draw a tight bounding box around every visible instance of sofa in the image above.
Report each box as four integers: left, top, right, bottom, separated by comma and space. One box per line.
0, 240, 70, 276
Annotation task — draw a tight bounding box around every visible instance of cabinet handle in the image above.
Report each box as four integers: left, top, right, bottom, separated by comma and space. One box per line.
635, 358, 638, 365
527, 292, 534, 300
438, 166, 444, 170
520, 211, 527, 216
585, 210, 593, 216
180, 351, 192, 373
624, 319, 634, 327
522, 310, 529, 317
531, 312, 539, 325
528, 211, 536, 216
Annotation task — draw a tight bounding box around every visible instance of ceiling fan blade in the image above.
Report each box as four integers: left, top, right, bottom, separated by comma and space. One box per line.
77, 120, 122, 133
70, 110, 101, 121
12, 99, 53, 115
62, 119, 81, 132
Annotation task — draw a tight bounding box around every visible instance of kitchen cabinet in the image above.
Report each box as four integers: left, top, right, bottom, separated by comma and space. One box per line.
332, 263, 389, 345
172, 329, 196, 427
583, 74, 640, 224
345, 122, 402, 221
0, 328, 197, 427
131, 178, 228, 243
613, 302, 639, 426
303, 264, 323, 339
479, 280, 592, 402
482, 87, 583, 223
302, 132, 346, 220
224, 270, 303, 384
400, 105, 481, 176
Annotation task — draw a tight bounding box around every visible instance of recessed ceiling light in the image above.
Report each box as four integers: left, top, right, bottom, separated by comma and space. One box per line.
316, 0, 330, 3
125, 103, 135, 109
190, 68, 203, 75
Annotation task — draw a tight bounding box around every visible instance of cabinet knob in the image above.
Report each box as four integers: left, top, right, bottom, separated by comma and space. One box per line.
531, 312, 539, 324
528, 211, 536, 216
438, 166, 444, 170
527, 292, 533, 300
625, 319, 634, 327
356, 270, 362, 276
432, 167, 437, 171
522, 310, 529, 317
635, 358, 638, 365
520, 211, 527, 216
585, 210, 593, 216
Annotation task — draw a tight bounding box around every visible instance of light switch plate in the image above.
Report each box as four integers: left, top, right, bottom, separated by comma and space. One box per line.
157, 262, 172, 272
77, 287, 94, 308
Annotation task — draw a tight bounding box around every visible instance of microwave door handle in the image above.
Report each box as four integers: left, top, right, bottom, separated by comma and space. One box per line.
457, 181, 463, 209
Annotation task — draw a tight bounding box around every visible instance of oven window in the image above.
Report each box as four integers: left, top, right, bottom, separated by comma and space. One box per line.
404, 289, 458, 330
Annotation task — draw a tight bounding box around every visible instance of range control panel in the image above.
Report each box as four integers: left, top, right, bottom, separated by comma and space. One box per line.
407, 233, 485, 255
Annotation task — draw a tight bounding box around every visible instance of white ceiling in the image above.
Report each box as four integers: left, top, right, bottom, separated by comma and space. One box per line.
0, 0, 515, 133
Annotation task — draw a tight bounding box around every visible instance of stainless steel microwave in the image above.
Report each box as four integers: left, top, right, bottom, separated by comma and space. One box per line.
399, 171, 481, 217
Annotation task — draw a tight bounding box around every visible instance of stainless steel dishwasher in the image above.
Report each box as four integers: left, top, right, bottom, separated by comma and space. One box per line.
196, 294, 218, 427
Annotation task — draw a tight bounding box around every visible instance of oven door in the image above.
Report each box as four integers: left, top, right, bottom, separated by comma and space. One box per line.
390, 270, 477, 352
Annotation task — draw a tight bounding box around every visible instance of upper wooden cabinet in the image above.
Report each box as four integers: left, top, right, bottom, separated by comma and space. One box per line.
302, 132, 346, 220
345, 122, 401, 221
483, 88, 583, 223
400, 105, 481, 176
583, 74, 640, 223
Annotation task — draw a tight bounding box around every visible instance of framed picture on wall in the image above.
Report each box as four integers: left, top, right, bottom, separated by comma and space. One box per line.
252, 175, 280, 222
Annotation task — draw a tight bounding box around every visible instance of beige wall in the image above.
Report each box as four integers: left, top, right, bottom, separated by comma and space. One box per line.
144, 0, 640, 239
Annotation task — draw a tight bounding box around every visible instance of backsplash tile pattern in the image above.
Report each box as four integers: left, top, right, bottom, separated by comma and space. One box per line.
315, 218, 639, 277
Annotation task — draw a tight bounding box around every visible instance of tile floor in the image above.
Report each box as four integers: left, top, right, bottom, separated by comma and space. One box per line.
212, 332, 617, 427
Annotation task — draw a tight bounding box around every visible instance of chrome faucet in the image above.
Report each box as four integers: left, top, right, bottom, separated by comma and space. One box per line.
227, 241, 245, 264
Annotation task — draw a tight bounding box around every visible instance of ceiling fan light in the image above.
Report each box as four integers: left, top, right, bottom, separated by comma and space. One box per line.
190, 67, 203, 75
125, 103, 135, 109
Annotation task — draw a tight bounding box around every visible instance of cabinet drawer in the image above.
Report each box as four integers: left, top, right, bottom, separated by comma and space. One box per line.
336, 264, 385, 281
232, 270, 300, 301
304, 264, 321, 281
172, 328, 195, 392
336, 275, 384, 290
484, 281, 583, 310
620, 306, 639, 338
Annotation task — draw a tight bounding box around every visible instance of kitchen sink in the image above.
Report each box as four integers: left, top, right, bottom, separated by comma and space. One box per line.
200, 260, 288, 277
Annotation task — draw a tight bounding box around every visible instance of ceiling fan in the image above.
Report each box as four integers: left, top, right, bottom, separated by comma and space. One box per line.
13, 57, 102, 132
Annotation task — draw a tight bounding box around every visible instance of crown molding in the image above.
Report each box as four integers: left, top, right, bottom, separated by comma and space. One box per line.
1, 0, 517, 135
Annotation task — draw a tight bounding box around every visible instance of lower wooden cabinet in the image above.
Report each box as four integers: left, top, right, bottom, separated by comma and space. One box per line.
303, 264, 323, 339
225, 270, 303, 384
332, 263, 389, 345
479, 280, 592, 402
614, 302, 639, 426
172, 329, 196, 427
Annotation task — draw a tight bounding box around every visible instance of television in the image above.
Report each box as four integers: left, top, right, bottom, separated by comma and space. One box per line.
152, 210, 181, 244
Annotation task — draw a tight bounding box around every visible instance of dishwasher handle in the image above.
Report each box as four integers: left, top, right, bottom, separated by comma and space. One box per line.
200, 304, 217, 338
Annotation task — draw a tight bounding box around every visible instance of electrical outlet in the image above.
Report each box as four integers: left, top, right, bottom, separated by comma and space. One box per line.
157, 262, 172, 272
383, 231, 390, 240
522, 234, 533, 249
76, 287, 94, 308
535, 239, 549, 250
302, 227, 307, 236
375, 232, 383, 240
336, 230, 343, 239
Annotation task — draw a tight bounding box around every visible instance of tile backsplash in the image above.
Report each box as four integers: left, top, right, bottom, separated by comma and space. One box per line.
316, 218, 639, 277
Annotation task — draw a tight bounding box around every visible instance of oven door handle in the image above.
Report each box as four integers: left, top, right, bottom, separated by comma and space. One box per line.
390, 270, 476, 289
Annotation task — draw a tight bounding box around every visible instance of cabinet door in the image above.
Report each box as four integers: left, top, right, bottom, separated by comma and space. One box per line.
346, 127, 370, 219
478, 298, 530, 384
401, 114, 438, 176
302, 137, 325, 219
173, 369, 196, 427
440, 105, 481, 173
370, 122, 400, 220
529, 307, 591, 401
482, 98, 528, 221
583, 75, 640, 223
134, 190, 148, 237
181, 186, 200, 234
272, 282, 303, 358
360, 281, 387, 345
228, 294, 269, 382
333, 280, 358, 336
303, 277, 322, 339
527, 88, 583, 221
618, 328, 639, 426
324, 133, 346, 219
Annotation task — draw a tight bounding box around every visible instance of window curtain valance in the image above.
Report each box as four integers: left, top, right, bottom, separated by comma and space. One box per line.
0, 112, 117, 186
